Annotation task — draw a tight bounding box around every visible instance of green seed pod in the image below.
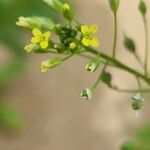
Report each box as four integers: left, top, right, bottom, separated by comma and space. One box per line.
41, 57, 62, 72
132, 93, 144, 110
139, 0, 147, 16
101, 71, 112, 87
108, 0, 119, 13
85, 56, 101, 72
80, 88, 92, 100
124, 35, 136, 53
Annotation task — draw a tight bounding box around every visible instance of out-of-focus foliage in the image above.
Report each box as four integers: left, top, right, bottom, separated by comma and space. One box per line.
121, 124, 150, 150
0, 0, 57, 85
0, 101, 23, 130
0, 0, 60, 130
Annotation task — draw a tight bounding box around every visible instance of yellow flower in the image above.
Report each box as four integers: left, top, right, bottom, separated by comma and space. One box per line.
31, 28, 51, 49
81, 25, 100, 47
63, 3, 70, 11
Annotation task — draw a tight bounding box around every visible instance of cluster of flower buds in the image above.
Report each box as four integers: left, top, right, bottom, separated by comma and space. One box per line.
16, 1, 100, 74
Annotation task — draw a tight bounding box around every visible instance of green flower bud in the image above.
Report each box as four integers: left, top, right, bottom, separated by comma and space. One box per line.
43, 0, 63, 12
85, 56, 101, 72
16, 16, 55, 30
76, 23, 83, 32
132, 93, 144, 110
55, 43, 66, 53
41, 58, 62, 72
55, 24, 63, 35
101, 71, 112, 87
108, 0, 119, 13
124, 35, 136, 53
80, 88, 92, 100
139, 0, 147, 16
63, 3, 75, 21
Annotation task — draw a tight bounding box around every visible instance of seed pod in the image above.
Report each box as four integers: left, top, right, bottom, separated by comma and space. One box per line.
41, 58, 62, 72
101, 71, 112, 87
139, 0, 147, 16
108, 0, 119, 13
85, 56, 101, 72
80, 88, 92, 100
132, 93, 144, 110
123, 35, 136, 53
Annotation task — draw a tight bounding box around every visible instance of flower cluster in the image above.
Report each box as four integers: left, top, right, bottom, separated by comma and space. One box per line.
16, 0, 148, 113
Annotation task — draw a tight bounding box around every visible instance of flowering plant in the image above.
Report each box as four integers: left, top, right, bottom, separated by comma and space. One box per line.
16, 0, 149, 114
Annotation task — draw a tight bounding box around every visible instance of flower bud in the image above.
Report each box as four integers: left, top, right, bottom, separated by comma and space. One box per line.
43, 0, 63, 12
24, 44, 37, 53
139, 0, 147, 16
132, 93, 144, 110
69, 42, 77, 49
16, 16, 55, 30
85, 56, 101, 72
63, 3, 74, 21
80, 88, 92, 100
40, 58, 62, 72
108, 0, 119, 13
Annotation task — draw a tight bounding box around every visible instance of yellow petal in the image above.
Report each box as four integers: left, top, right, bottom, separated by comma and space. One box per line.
89, 25, 98, 34
24, 44, 34, 53
81, 25, 89, 34
82, 37, 91, 46
31, 37, 40, 43
40, 60, 49, 72
40, 41, 48, 49
43, 31, 51, 39
91, 37, 100, 47
32, 28, 42, 37
40, 65, 48, 73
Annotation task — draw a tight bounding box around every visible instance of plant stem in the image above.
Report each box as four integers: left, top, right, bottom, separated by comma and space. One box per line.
92, 61, 108, 89
144, 17, 149, 76
112, 12, 118, 59
134, 53, 143, 69
85, 46, 150, 85
109, 85, 150, 94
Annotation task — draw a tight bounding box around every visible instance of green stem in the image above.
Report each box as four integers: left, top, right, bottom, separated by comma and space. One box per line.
144, 17, 149, 76
136, 76, 142, 95
112, 12, 118, 59
109, 85, 150, 94
85, 46, 150, 85
134, 53, 143, 69
92, 61, 108, 89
